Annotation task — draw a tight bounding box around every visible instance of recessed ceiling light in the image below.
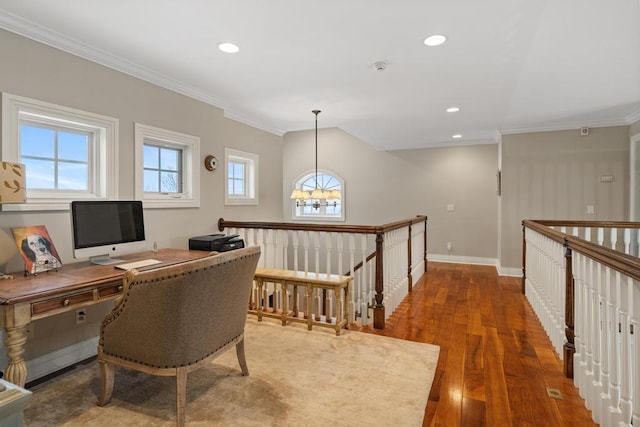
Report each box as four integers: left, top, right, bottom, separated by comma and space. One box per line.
452, 134, 462, 139
446, 106, 460, 113
218, 42, 239, 53
424, 34, 447, 47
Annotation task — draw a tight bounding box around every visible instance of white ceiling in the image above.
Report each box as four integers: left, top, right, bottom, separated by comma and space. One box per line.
1, 0, 639, 150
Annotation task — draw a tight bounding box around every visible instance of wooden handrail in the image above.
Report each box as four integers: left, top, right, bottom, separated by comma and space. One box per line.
528, 219, 640, 229
219, 218, 379, 234
523, 219, 640, 280
344, 251, 376, 277
218, 215, 427, 235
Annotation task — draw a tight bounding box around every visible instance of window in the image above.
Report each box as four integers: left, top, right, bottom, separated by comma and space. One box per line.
292, 170, 345, 221
224, 147, 258, 205
134, 123, 200, 208
1, 93, 118, 211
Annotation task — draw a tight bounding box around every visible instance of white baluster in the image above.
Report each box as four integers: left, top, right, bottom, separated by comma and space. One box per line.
281, 230, 289, 270
624, 228, 631, 255
592, 265, 610, 423
325, 232, 332, 274
313, 232, 320, 274
611, 228, 618, 251
573, 252, 586, 395
630, 278, 640, 427
347, 234, 358, 323
292, 231, 299, 271
337, 233, 344, 276
360, 235, 369, 326
302, 231, 309, 273
619, 277, 633, 424
606, 271, 623, 426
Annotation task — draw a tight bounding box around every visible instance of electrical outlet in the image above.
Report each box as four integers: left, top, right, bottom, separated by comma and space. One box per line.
76, 309, 87, 325
447, 242, 452, 252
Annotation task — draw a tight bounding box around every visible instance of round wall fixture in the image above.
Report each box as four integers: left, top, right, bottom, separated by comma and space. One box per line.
204, 155, 218, 171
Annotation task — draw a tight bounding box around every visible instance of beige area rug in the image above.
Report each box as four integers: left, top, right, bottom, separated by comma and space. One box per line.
24, 317, 439, 426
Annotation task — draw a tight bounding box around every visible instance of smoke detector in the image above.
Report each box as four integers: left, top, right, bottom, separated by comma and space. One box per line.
372, 61, 390, 72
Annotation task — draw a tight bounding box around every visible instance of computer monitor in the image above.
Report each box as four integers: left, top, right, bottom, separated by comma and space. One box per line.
71, 200, 147, 265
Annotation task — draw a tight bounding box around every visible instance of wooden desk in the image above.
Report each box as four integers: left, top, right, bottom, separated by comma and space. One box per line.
0, 248, 212, 387
252, 267, 353, 336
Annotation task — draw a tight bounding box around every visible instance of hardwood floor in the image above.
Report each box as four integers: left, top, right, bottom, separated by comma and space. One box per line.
355, 261, 597, 427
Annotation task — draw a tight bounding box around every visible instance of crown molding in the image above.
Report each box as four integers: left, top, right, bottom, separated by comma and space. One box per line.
626, 109, 640, 125
502, 116, 634, 135
223, 110, 285, 136
0, 10, 285, 137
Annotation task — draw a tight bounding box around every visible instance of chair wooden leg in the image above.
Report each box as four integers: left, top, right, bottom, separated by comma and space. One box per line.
236, 338, 249, 376
176, 368, 187, 427
97, 359, 115, 406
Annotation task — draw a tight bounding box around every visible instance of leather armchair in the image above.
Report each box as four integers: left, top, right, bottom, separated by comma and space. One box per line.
96, 246, 261, 426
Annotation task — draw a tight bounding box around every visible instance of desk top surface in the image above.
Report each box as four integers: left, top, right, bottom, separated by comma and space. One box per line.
0, 248, 212, 305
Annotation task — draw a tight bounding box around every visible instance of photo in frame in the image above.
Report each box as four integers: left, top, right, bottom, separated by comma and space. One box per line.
11, 225, 63, 275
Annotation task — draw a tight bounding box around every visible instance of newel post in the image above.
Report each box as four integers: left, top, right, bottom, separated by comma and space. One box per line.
521, 223, 526, 294
373, 231, 385, 329
407, 224, 413, 293
423, 217, 428, 273
563, 242, 575, 378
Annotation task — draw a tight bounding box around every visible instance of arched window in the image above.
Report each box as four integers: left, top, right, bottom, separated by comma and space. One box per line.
292, 170, 344, 221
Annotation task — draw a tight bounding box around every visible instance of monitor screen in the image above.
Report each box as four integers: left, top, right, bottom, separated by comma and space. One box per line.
71, 200, 146, 264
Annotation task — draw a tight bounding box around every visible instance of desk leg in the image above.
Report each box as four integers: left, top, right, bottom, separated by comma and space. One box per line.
256, 279, 264, 322
4, 304, 30, 387
346, 280, 353, 325
292, 285, 299, 318
305, 284, 313, 331
335, 287, 343, 336
280, 282, 288, 326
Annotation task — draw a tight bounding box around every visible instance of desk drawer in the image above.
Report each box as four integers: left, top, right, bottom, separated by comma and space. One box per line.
31, 291, 94, 317
98, 284, 123, 299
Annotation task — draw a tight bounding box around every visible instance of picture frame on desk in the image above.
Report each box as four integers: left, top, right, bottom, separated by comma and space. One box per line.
11, 225, 62, 275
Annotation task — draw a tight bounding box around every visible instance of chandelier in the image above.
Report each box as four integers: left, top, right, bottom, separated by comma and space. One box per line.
290, 110, 342, 210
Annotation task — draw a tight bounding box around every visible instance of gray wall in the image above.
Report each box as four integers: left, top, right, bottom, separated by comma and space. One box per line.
283, 127, 499, 259
631, 118, 640, 137
500, 126, 630, 268
0, 30, 282, 379
0, 30, 283, 271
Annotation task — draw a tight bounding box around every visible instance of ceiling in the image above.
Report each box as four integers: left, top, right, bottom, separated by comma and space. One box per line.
1, 1, 639, 150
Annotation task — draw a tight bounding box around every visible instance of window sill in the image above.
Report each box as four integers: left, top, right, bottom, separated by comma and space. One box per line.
142, 198, 200, 209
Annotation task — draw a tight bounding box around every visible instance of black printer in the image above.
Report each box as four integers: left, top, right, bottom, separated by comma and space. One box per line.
188, 234, 245, 252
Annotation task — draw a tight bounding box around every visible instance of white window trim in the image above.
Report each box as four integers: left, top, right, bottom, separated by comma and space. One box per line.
1, 93, 118, 211
134, 123, 200, 209
224, 147, 259, 206
291, 169, 345, 222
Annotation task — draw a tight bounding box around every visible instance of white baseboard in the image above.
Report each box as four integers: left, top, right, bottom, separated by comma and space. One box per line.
427, 254, 523, 277
497, 265, 523, 277
427, 253, 497, 267
26, 336, 98, 382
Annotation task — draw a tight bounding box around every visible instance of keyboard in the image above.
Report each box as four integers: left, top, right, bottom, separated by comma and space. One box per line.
115, 259, 161, 270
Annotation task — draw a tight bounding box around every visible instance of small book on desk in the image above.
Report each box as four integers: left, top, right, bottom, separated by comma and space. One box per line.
114, 259, 161, 271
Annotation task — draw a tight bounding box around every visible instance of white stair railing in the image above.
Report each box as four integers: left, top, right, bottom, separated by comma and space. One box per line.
219, 216, 427, 329
523, 220, 640, 426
